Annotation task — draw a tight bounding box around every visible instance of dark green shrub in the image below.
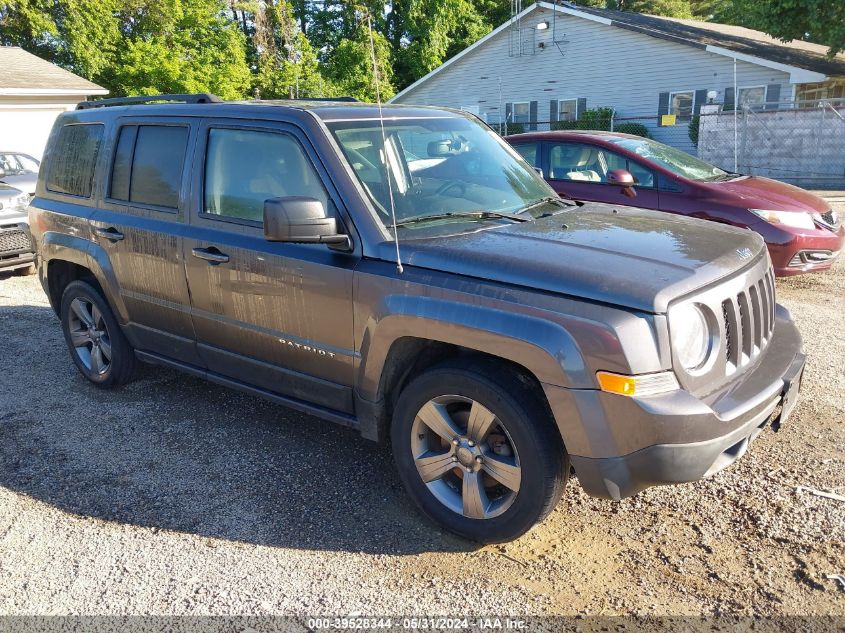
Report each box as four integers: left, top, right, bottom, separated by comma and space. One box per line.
613, 122, 650, 138
688, 115, 700, 145
504, 122, 525, 135
576, 106, 614, 131
551, 119, 579, 131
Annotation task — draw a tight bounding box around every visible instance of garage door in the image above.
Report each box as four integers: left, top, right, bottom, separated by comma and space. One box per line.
0, 104, 74, 160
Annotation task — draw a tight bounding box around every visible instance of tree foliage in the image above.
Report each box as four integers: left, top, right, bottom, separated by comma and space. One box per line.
0, 0, 841, 102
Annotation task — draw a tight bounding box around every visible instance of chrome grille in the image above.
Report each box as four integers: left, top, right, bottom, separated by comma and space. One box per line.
721, 267, 776, 373
0, 229, 31, 255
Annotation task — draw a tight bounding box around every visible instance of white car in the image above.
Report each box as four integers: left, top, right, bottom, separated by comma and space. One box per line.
0, 152, 40, 196
0, 183, 34, 275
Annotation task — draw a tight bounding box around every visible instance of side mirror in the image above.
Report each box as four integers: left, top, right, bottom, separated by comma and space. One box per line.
607, 169, 637, 198
263, 196, 350, 246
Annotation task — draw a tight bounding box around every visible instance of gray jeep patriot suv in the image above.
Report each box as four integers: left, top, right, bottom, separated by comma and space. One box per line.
29, 94, 805, 543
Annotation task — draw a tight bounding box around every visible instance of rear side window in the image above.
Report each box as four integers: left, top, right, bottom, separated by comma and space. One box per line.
110, 124, 189, 209
46, 124, 103, 198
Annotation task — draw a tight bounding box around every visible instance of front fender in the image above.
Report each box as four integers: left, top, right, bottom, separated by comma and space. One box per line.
356, 293, 590, 401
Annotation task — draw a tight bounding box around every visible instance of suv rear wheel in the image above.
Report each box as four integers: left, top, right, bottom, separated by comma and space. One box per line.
392, 362, 568, 542
60, 280, 135, 387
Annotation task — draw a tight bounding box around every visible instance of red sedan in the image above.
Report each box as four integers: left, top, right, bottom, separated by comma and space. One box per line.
507, 131, 843, 276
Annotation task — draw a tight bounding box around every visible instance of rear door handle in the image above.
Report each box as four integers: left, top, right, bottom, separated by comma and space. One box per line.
191, 247, 230, 264
93, 227, 124, 242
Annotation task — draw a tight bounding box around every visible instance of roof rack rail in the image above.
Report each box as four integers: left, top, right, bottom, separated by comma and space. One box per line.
294, 96, 359, 102
77, 93, 223, 110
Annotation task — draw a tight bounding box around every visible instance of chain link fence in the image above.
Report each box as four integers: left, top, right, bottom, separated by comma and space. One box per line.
493, 99, 845, 189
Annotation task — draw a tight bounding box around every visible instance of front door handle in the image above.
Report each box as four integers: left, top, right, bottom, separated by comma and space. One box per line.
93, 227, 124, 242
191, 247, 230, 264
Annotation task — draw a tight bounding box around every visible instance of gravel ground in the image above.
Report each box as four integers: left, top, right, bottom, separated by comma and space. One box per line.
0, 254, 842, 620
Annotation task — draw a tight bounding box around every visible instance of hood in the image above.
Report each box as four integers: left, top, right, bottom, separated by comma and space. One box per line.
381, 204, 766, 313
0, 173, 37, 196
702, 175, 829, 214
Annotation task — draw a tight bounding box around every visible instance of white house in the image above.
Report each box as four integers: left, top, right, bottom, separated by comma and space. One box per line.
391, 2, 845, 151
0, 47, 108, 159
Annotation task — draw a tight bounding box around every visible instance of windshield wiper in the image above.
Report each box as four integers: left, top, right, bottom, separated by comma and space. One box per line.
392, 210, 529, 228
520, 195, 577, 215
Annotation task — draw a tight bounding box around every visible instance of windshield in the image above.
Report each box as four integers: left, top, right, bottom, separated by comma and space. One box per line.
605, 137, 729, 181
326, 116, 555, 231
0, 153, 39, 176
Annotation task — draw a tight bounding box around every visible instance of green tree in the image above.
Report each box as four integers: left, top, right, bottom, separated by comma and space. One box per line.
714, 0, 845, 56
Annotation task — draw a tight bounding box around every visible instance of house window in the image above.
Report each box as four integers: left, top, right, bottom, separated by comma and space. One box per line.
738, 86, 766, 108
796, 79, 845, 105
512, 102, 531, 124
558, 99, 578, 122
669, 91, 694, 119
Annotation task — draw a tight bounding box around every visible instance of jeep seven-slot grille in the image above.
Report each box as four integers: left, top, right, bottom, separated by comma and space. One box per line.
721, 268, 776, 370
0, 229, 31, 256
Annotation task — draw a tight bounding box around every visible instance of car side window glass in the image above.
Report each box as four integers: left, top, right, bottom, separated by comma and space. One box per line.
513, 143, 538, 167
626, 160, 655, 188
204, 128, 329, 223
46, 124, 104, 198
549, 143, 602, 182
109, 124, 189, 209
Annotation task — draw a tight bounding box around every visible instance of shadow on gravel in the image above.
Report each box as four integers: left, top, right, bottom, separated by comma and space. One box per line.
0, 302, 476, 556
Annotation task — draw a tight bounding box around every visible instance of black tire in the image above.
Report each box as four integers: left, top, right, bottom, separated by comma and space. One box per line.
16, 264, 37, 276
391, 361, 568, 543
60, 279, 136, 388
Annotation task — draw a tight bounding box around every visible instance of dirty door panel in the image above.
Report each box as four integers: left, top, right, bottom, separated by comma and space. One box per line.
91, 119, 202, 365
184, 121, 357, 413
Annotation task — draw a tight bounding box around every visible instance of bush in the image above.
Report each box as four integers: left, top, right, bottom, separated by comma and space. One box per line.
551, 119, 579, 131
504, 122, 525, 135
688, 115, 700, 145
576, 106, 614, 131
613, 122, 650, 138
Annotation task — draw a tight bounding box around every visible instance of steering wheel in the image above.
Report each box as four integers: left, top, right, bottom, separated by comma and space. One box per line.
435, 180, 467, 197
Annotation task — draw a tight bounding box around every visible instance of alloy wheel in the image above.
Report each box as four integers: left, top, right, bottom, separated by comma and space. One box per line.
67, 297, 112, 376
410, 395, 521, 520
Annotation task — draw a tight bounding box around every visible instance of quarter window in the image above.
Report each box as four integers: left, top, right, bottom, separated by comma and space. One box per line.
46, 124, 103, 198
109, 124, 189, 209
669, 91, 694, 119
204, 128, 328, 223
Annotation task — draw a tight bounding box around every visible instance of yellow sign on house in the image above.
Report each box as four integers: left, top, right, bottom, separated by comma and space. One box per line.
661, 114, 677, 126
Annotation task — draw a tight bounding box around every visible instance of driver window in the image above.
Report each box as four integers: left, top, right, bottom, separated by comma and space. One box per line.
204, 128, 328, 223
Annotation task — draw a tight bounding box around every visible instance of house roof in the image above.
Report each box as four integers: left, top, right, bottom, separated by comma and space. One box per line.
571, 4, 845, 78
392, 2, 841, 102
0, 47, 108, 96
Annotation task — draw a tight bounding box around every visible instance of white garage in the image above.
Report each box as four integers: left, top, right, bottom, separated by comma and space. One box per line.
0, 47, 107, 160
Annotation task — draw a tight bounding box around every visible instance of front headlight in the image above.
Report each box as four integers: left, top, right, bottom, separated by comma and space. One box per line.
670, 303, 713, 371
750, 209, 815, 230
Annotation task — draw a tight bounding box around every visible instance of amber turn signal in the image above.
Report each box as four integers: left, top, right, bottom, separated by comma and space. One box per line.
596, 371, 679, 397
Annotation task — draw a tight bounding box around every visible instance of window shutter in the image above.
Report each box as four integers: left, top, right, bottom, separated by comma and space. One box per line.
549, 99, 559, 123
723, 87, 735, 111
577, 97, 587, 118
529, 101, 538, 130
657, 92, 670, 126
694, 89, 708, 115
765, 84, 781, 110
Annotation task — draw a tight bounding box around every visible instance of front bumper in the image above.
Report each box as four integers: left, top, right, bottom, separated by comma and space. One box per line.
764, 224, 844, 277
0, 222, 34, 272
543, 305, 805, 500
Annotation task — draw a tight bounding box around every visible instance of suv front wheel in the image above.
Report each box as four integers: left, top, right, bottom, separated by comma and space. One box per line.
60, 280, 135, 388
392, 363, 568, 543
